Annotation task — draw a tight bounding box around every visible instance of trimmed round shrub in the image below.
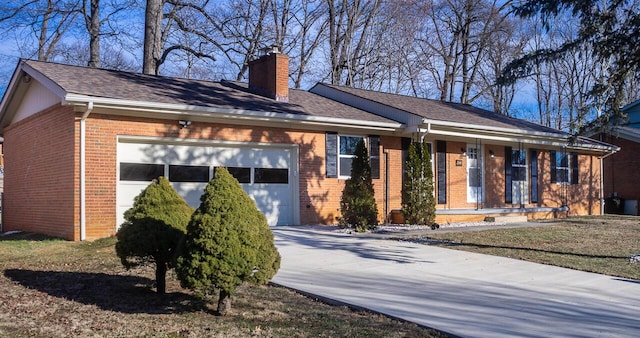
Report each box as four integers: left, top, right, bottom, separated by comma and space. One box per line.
176, 167, 280, 315
115, 176, 194, 294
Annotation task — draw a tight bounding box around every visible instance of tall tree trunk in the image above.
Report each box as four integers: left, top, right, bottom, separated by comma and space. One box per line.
87, 0, 100, 68
217, 289, 232, 315
143, 0, 164, 75
38, 0, 53, 61
155, 261, 167, 294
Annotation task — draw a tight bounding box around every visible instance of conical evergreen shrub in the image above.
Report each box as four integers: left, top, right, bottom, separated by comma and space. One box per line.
339, 139, 378, 232
402, 141, 436, 226
176, 167, 280, 315
115, 176, 194, 294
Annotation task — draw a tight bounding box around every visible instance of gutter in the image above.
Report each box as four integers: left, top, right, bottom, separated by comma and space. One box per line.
63, 94, 402, 131
79, 101, 93, 241
421, 118, 568, 140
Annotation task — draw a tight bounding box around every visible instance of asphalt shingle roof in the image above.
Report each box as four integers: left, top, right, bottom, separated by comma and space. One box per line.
23, 60, 397, 124
322, 84, 566, 135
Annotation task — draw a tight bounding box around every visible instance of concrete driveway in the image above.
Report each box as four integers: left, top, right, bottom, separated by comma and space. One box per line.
271, 227, 640, 338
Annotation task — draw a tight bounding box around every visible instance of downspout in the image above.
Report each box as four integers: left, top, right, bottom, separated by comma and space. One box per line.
384, 149, 390, 224
420, 122, 431, 142
80, 101, 93, 241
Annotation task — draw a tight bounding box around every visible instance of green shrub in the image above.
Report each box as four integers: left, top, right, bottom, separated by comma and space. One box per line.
402, 141, 436, 225
115, 177, 194, 294
339, 139, 378, 232
176, 167, 280, 315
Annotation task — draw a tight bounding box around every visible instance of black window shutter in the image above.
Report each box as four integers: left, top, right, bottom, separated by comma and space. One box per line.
326, 132, 338, 178
369, 135, 380, 179
437, 140, 447, 204
530, 149, 538, 203
505, 146, 512, 204
550, 150, 557, 183
571, 152, 579, 185
401, 137, 411, 187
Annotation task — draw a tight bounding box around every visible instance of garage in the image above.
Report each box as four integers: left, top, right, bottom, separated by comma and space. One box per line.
116, 138, 299, 227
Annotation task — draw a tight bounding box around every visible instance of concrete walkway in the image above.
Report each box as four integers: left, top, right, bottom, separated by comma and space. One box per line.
271, 227, 640, 338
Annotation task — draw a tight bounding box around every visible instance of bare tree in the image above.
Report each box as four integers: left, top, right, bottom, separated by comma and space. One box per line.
326, 0, 382, 86
418, 0, 514, 104
287, 0, 326, 88
477, 11, 528, 114
83, 0, 100, 67
143, 0, 165, 74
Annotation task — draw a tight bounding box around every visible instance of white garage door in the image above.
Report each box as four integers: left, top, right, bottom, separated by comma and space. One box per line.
116, 139, 298, 227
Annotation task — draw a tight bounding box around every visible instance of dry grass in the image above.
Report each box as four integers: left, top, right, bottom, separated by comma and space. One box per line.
0, 232, 444, 338
418, 215, 640, 280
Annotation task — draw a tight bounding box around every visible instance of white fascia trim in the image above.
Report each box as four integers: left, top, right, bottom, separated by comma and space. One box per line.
425, 127, 616, 153
118, 135, 299, 149
0, 65, 23, 117
22, 63, 68, 99
426, 128, 571, 147
64, 94, 402, 131
421, 118, 568, 140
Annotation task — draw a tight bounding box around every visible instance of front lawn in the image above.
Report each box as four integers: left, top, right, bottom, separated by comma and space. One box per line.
414, 215, 640, 280
0, 232, 444, 337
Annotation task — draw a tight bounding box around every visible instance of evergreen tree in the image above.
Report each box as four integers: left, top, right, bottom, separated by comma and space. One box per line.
115, 176, 193, 294
176, 167, 280, 315
501, 0, 640, 124
402, 141, 436, 226
339, 139, 378, 232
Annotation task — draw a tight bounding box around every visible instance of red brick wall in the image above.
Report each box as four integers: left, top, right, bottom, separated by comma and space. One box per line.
430, 141, 601, 216
600, 135, 640, 200
3, 104, 79, 240
82, 114, 403, 238
3, 106, 603, 240
538, 151, 601, 216
248, 52, 289, 101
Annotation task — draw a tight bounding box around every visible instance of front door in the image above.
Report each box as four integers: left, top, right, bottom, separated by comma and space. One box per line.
467, 144, 484, 203
511, 149, 529, 205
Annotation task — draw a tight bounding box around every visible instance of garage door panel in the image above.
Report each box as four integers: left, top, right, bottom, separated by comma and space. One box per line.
252, 148, 290, 168
117, 141, 296, 228
165, 145, 213, 165
171, 182, 209, 209
116, 182, 150, 226
118, 143, 165, 163
244, 184, 291, 225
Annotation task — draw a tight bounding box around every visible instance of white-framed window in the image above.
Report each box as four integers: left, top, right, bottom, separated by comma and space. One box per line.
511, 149, 527, 182
325, 133, 380, 179
338, 135, 365, 178
554, 151, 570, 184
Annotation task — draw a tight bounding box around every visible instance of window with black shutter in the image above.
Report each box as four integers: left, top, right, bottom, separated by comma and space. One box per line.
437, 140, 446, 204
551, 150, 570, 184
369, 135, 380, 179
325, 132, 338, 178
530, 149, 538, 203
505, 146, 512, 204
571, 152, 579, 185
550, 150, 557, 183
401, 137, 411, 187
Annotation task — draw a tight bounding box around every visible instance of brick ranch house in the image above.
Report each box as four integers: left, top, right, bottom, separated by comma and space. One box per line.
588, 99, 640, 215
0, 49, 617, 240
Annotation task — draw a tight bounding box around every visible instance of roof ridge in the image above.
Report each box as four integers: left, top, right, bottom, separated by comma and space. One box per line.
24, 58, 228, 87
323, 82, 562, 132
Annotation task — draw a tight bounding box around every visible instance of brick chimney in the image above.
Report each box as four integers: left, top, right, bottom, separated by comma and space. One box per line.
248, 45, 289, 102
